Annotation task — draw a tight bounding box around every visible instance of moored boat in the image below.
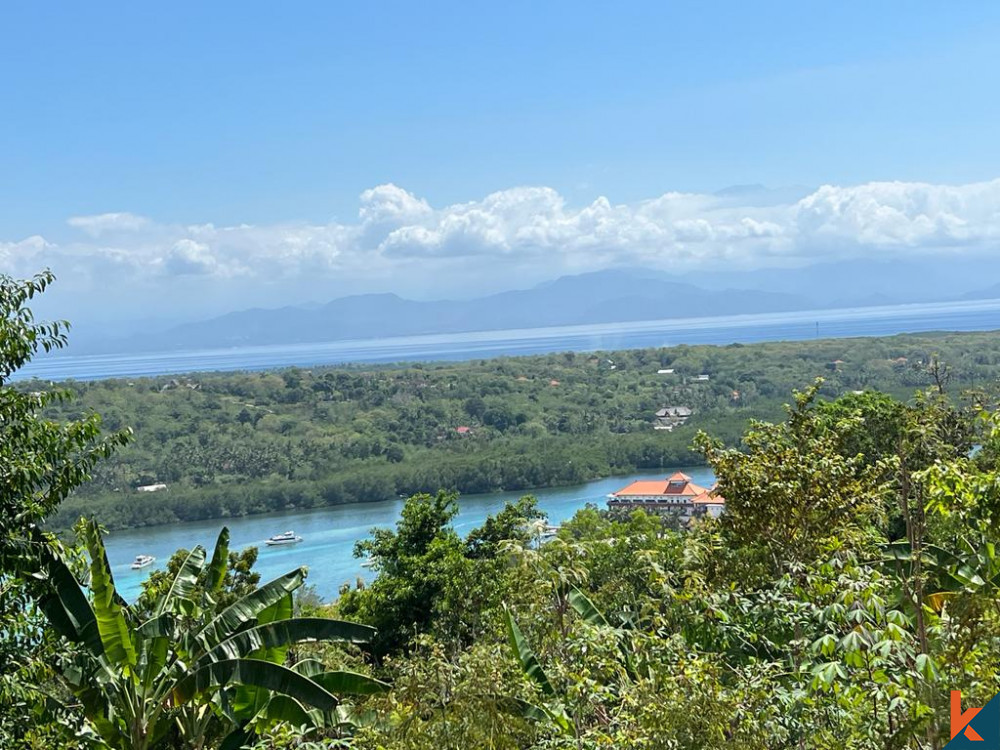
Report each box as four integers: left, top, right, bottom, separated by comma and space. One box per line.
131, 554, 155, 570
265, 530, 303, 546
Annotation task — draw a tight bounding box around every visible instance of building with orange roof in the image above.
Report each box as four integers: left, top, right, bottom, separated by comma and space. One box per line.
607, 472, 725, 520
690, 488, 726, 519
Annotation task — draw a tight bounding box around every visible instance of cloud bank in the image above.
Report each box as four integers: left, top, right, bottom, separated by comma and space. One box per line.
4, 177, 1000, 321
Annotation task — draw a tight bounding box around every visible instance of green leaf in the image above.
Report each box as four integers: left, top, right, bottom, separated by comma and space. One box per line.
157, 545, 206, 616
915, 653, 938, 680
82, 520, 136, 667
138, 613, 177, 640
312, 670, 391, 695
36, 551, 102, 656
504, 607, 556, 698
207, 527, 230, 595
202, 618, 376, 665
812, 661, 847, 689
567, 586, 610, 627
498, 697, 573, 735
196, 568, 306, 651
172, 658, 338, 712
259, 694, 318, 727
141, 635, 170, 689
292, 659, 324, 678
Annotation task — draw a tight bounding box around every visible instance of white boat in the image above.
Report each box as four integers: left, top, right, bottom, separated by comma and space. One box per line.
265, 530, 303, 546
131, 554, 155, 570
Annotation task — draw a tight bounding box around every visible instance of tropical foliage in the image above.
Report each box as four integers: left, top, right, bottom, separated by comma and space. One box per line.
34, 521, 387, 750
7, 271, 1000, 747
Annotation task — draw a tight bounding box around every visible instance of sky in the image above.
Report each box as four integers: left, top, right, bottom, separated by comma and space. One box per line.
1, 2, 1000, 330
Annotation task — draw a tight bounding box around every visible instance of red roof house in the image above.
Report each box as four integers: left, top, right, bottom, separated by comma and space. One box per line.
607, 472, 726, 520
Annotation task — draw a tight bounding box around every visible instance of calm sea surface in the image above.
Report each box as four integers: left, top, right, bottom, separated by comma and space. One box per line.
17, 298, 1000, 382
103, 467, 715, 601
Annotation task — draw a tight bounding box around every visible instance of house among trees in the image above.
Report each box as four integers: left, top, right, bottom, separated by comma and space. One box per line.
607, 472, 725, 520
654, 406, 692, 431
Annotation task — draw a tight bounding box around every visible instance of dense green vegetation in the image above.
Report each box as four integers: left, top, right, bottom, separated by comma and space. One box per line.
42, 326, 1000, 531
9, 272, 1000, 747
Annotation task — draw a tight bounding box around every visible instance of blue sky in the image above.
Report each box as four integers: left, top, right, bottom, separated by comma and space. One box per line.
2, 2, 1000, 326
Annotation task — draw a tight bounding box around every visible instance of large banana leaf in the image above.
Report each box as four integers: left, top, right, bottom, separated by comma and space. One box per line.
259, 694, 317, 727
172, 658, 339, 712
257, 591, 292, 627
206, 527, 231, 595
196, 568, 306, 651
292, 659, 324, 677
36, 551, 103, 655
567, 586, 609, 627
157, 545, 206, 616
140, 633, 170, 690
504, 608, 556, 698
82, 520, 136, 667
202, 618, 376, 665
232, 593, 294, 720
312, 670, 391, 695
138, 613, 178, 640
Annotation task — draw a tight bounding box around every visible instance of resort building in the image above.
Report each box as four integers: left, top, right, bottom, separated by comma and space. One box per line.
607, 472, 725, 520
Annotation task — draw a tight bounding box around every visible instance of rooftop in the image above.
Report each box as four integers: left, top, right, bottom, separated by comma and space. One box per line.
612, 472, 709, 498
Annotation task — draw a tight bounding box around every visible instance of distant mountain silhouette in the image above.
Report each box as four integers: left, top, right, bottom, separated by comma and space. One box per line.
80, 258, 1000, 355
93, 270, 808, 353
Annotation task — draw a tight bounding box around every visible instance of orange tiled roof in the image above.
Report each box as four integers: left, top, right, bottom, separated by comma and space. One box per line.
613, 473, 708, 498
691, 489, 725, 505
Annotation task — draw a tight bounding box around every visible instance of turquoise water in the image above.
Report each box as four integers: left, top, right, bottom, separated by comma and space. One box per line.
18, 299, 1000, 382
103, 467, 715, 601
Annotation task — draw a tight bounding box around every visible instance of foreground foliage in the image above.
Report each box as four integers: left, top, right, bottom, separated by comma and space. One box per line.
36, 521, 387, 749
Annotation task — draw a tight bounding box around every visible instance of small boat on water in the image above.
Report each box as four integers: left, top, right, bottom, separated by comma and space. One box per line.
131, 554, 155, 570
265, 530, 303, 546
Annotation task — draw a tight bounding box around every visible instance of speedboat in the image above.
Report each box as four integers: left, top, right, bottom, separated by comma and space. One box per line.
131, 554, 155, 570
265, 530, 303, 546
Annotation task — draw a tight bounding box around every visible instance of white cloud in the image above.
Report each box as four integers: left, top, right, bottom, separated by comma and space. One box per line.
10, 177, 1000, 300
163, 239, 224, 276
794, 180, 1000, 248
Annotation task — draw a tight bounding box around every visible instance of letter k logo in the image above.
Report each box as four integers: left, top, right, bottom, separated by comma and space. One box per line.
952, 691, 984, 741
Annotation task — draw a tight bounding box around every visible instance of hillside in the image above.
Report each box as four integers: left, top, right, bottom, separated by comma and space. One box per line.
44, 328, 1000, 531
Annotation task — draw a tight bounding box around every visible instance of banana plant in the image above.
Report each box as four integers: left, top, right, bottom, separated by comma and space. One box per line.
878, 537, 1000, 612
501, 586, 638, 739
34, 521, 387, 750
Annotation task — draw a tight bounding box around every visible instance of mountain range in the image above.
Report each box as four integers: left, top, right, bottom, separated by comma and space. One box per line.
79, 259, 1000, 354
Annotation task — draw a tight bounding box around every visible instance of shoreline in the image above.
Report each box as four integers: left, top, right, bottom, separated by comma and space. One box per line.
57, 459, 712, 535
